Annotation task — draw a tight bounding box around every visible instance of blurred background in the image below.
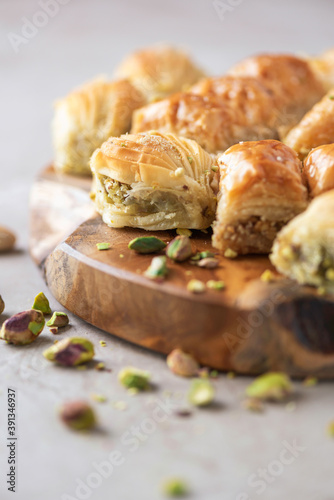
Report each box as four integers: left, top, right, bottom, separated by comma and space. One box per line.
1, 1, 334, 499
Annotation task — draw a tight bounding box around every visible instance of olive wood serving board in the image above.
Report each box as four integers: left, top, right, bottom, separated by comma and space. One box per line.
29, 166, 334, 378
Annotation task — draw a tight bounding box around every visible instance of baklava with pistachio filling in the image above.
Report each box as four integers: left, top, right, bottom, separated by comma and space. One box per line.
270, 190, 334, 291
212, 140, 308, 255
90, 131, 217, 230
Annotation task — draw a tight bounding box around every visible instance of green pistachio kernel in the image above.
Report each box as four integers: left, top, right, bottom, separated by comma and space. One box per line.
118, 366, 151, 390
206, 280, 225, 291
32, 292, 51, 314
163, 478, 189, 497
187, 279, 206, 294
0, 309, 45, 345
166, 236, 192, 262
188, 378, 215, 406
224, 248, 238, 259
96, 242, 111, 251
46, 311, 69, 328
176, 228, 192, 237
246, 372, 293, 401
43, 337, 95, 366
128, 236, 166, 254
60, 401, 96, 431
145, 256, 168, 281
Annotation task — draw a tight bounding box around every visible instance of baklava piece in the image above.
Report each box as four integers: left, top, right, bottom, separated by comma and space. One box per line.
303, 143, 334, 197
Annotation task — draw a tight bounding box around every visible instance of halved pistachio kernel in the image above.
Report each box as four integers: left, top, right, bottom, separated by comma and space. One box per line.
167, 349, 199, 377
260, 269, 275, 282
46, 311, 69, 328
128, 236, 166, 254
176, 228, 192, 237
163, 478, 189, 497
197, 257, 219, 269
32, 292, 51, 314
246, 372, 293, 401
118, 366, 151, 390
188, 379, 215, 407
43, 337, 95, 366
0, 309, 45, 345
96, 242, 110, 251
166, 236, 192, 262
224, 248, 238, 259
60, 401, 96, 431
206, 280, 225, 291
187, 279, 205, 294
145, 256, 168, 281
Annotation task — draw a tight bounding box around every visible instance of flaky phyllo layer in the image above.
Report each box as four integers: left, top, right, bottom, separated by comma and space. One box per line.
270, 190, 334, 291
90, 131, 217, 230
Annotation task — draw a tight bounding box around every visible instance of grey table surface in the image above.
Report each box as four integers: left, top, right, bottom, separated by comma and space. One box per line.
1, 1, 334, 499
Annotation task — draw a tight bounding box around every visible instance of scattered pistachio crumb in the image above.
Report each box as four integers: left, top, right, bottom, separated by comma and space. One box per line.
54, 339, 59, 344
227, 371, 235, 379
246, 372, 293, 401
163, 478, 188, 497
224, 248, 238, 259
198, 368, 209, 379
121, 142, 126, 147
187, 279, 206, 294
285, 401, 297, 413
128, 387, 139, 396
96, 242, 110, 251
176, 228, 192, 237
91, 394, 107, 403
99, 340, 107, 347
327, 420, 334, 437
329, 95, 334, 100
260, 269, 275, 282
242, 397, 264, 412
210, 370, 219, 379
187, 156, 193, 163
303, 376, 318, 387
49, 326, 59, 335
188, 379, 215, 406
185, 271, 193, 276
119, 254, 124, 258
207, 280, 225, 291
76, 365, 87, 371
95, 362, 105, 371
211, 165, 218, 172
112, 401, 127, 411
118, 366, 151, 390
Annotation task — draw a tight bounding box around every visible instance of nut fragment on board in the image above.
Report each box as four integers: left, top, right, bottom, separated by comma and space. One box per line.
0, 226, 16, 252
166, 236, 192, 262
118, 366, 151, 390
167, 349, 199, 377
188, 379, 215, 406
32, 292, 52, 314
0, 309, 45, 345
60, 401, 96, 431
187, 279, 205, 293
128, 236, 166, 254
145, 256, 168, 281
246, 372, 293, 401
43, 337, 95, 366
162, 478, 189, 497
46, 311, 69, 328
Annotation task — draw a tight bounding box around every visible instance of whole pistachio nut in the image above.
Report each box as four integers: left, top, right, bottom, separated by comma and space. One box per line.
197, 257, 219, 269
188, 378, 215, 407
145, 256, 168, 281
0, 309, 45, 345
60, 401, 96, 431
118, 366, 151, 390
246, 372, 293, 401
32, 292, 51, 314
43, 337, 94, 366
46, 311, 69, 328
167, 349, 199, 377
0, 295, 4, 315
128, 236, 166, 254
0, 226, 16, 252
166, 236, 192, 262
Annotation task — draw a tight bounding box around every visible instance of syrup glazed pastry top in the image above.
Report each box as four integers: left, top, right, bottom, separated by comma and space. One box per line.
114, 44, 205, 102
52, 78, 145, 175
212, 140, 308, 255
90, 130, 217, 231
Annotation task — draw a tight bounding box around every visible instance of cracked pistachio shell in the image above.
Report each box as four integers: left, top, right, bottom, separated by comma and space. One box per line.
46, 311, 69, 328
188, 379, 215, 406
166, 236, 192, 262
128, 236, 166, 254
60, 401, 96, 430
167, 349, 199, 377
32, 292, 51, 314
43, 337, 94, 366
0, 309, 45, 345
246, 372, 293, 401
118, 366, 151, 390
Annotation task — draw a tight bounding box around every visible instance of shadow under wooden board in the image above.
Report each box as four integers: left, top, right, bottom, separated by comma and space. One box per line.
29, 166, 334, 378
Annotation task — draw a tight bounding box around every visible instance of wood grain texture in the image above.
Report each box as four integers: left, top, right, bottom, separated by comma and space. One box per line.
30, 166, 334, 377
